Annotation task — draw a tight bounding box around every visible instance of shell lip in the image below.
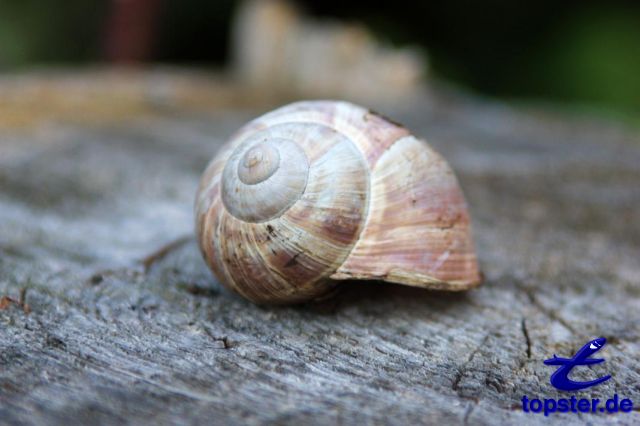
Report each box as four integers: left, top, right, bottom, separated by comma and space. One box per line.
330, 269, 483, 291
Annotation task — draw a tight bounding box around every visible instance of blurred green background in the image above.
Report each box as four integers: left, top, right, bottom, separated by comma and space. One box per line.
0, 0, 638, 123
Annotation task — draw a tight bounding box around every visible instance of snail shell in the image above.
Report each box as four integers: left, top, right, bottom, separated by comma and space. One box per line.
195, 101, 481, 304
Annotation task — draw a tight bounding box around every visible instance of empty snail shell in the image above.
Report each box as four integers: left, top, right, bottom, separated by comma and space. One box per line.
195, 101, 481, 304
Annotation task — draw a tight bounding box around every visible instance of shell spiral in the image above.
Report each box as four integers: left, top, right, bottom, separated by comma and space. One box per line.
196, 101, 481, 304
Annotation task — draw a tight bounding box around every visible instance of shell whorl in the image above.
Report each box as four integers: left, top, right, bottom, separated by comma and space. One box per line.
197, 115, 371, 303
195, 100, 482, 304
222, 135, 309, 223
238, 142, 281, 185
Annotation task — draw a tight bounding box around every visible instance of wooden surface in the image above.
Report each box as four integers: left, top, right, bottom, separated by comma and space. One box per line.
1, 71, 639, 425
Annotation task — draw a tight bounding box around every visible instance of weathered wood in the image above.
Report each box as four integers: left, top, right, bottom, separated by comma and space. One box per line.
1, 72, 639, 425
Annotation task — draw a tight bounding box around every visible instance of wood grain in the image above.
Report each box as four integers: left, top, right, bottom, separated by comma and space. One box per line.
1, 72, 639, 425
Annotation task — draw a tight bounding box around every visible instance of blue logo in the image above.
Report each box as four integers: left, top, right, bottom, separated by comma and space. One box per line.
544, 337, 612, 391
522, 336, 632, 416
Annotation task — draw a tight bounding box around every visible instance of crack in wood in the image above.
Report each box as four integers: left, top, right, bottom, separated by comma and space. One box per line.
521, 318, 532, 360
521, 286, 578, 334
452, 334, 490, 393
140, 235, 192, 272
463, 402, 476, 425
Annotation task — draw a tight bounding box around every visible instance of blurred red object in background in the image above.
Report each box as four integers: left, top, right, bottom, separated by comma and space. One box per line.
104, 0, 161, 63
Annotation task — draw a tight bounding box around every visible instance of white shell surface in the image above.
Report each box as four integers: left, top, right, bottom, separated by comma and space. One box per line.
332, 135, 481, 289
